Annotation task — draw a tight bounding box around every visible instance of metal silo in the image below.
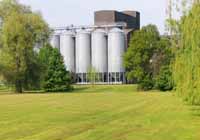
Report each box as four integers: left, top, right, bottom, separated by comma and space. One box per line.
60, 31, 75, 72
108, 28, 126, 83
91, 29, 108, 82
50, 33, 60, 50
75, 30, 91, 83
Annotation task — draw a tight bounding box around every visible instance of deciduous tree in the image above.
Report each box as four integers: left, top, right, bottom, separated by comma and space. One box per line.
173, 2, 200, 104
0, 0, 50, 93
124, 24, 173, 90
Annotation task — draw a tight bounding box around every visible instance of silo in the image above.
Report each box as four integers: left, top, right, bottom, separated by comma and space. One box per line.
108, 28, 126, 83
91, 29, 108, 82
60, 31, 75, 72
75, 30, 91, 83
50, 33, 60, 50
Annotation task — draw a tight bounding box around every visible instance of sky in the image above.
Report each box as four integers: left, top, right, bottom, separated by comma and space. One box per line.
19, 0, 167, 34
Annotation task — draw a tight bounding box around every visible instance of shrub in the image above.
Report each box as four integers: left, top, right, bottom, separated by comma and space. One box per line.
156, 66, 173, 91
138, 74, 154, 91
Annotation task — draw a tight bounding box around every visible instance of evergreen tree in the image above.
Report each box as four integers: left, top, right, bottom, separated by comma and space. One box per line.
43, 48, 72, 92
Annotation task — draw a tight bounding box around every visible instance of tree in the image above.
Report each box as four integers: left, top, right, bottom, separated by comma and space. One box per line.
0, 0, 50, 93
42, 47, 72, 92
23, 53, 43, 90
124, 25, 159, 90
0, 0, 30, 20
37, 44, 54, 86
124, 25, 173, 90
153, 37, 174, 91
173, 2, 200, 105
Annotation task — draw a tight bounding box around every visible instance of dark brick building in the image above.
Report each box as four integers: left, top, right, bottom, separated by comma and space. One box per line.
94, 10, 140, 29
94, 10, 140, 48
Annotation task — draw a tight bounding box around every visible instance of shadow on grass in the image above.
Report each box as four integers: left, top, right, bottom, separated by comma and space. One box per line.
24, 90, 46, 94
0, 84, 138, 95
71, 86, 90, 93
188, 105, 200, 117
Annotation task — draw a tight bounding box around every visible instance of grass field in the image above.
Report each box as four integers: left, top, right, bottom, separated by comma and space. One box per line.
0, 85, 200, 140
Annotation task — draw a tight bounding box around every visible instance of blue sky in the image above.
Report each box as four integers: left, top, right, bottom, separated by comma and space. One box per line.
19, 0, 167, 34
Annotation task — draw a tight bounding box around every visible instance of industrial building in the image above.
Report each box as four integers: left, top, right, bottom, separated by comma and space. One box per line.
50, 10, 140, 84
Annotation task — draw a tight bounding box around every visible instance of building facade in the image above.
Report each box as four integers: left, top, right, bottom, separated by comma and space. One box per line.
50, 10, 140, 84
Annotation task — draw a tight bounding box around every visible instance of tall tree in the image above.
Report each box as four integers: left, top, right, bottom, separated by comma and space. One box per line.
124, 25, 159, 90
154, 37, 174, 91
173, 2, 200, 104
0, 0, 50, 93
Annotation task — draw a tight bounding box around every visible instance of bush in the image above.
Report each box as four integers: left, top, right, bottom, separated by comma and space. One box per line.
138, 74, 154, 91
156, 66, 173, 91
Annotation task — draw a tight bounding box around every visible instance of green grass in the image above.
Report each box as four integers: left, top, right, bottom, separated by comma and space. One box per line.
0, 85, 200, 140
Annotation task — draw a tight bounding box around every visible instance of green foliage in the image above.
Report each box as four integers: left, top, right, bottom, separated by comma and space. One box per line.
138, 74, 154, 91
124, 24, 173, 91
156, 66, 173, 91
173, 2, 200, 105
0, 0, 50, 93
124, 25, 159, 82
42, 47, 72, 92
37, 44, 54, 86
0, 0, 30, 20
0, 74, 3, 85
23, 53, 43, 90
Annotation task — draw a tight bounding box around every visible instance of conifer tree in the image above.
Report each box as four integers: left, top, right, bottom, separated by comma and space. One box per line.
43, 48, 72, 92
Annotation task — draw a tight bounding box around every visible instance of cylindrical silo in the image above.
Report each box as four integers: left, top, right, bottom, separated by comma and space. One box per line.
91, 29, 108, 82
50, 33, 60, 50
75, 30, 91, 83
60, 31, 75, 72
91, 29, 108, 83
108, 28, 126, 83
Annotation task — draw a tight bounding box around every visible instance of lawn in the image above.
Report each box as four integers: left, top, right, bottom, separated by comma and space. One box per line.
0, 85, 200, 140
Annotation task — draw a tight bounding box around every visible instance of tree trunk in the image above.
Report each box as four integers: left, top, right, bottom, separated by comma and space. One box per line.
15, 80, 23, 93
15, 53, 23, 93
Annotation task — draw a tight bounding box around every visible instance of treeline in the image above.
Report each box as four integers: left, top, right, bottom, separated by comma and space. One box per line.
124, 1, 200, 105
0, 0, 72, 93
